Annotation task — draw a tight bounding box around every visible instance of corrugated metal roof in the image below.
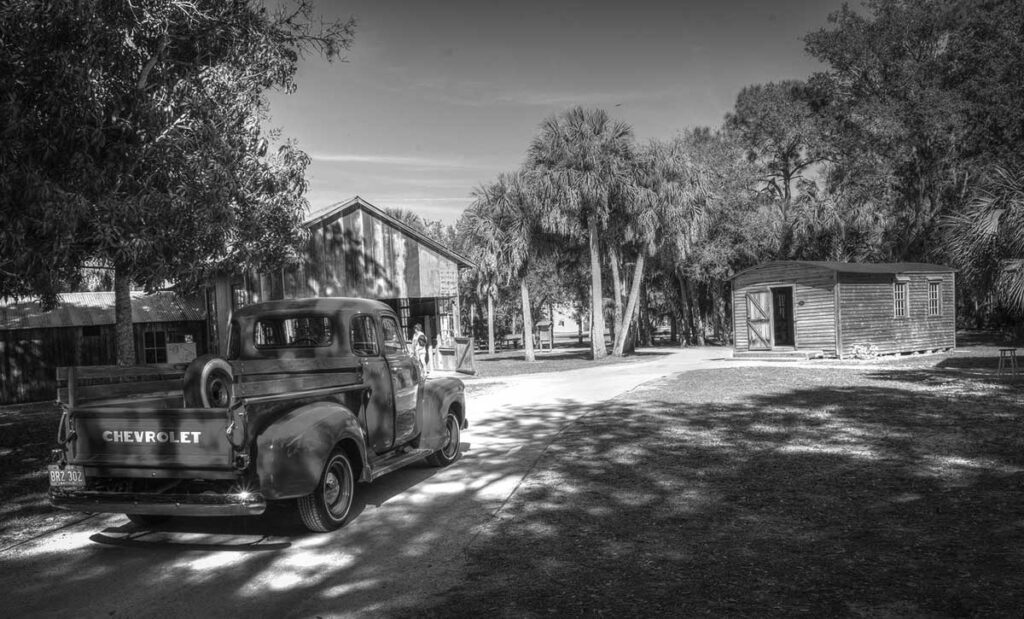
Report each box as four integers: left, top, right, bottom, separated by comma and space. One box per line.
731, 261, 955, 280
0, 291, 205, 331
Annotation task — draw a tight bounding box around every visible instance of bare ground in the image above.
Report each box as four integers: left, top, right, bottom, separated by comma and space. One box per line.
410, 345, 1024, 617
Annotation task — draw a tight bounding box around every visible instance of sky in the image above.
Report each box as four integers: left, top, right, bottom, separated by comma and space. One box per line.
266, 0, 851, 225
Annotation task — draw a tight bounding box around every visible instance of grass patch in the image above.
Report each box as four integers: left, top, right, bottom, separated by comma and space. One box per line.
425, 363, 1024, 616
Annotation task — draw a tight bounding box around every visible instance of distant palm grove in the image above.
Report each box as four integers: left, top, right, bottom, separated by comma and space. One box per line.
400, 0, 1024, 358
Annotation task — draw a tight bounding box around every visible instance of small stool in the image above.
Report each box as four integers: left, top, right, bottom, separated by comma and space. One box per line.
998, 348, 1018, 376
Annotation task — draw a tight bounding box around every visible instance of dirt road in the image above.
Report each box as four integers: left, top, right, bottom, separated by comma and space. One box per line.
0, 347, 739, 618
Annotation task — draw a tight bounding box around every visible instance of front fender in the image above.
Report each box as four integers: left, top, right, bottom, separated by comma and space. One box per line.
256, 401, 365, 500
418, 377, 466, 452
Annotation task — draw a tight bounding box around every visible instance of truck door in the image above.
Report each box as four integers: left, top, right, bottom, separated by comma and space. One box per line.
381, 314, 420, 446
351, 314, 396, 454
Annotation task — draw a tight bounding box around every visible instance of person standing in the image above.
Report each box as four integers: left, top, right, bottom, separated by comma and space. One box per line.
411, 323, 428, 373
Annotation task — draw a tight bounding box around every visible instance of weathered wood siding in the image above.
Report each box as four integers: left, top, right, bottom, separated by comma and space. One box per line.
837, 271, 955, 356
732, 263, 837, 355
270, 208, 461, 301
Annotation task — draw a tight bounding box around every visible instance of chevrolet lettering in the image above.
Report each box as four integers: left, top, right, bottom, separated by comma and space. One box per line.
103, 430, 202, 444
49, 297, 468, 533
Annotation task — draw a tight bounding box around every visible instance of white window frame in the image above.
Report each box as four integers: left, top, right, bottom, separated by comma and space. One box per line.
893, 282, 908, 318
928, 281, 941, 316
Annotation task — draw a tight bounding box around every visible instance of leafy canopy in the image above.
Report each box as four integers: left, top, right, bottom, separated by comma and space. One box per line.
0, 0, 355, 305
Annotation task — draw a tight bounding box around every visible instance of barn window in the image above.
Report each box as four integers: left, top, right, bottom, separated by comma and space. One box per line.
143, 331, 168, 364
893, 282, 907, 318
928, 281, 941, 316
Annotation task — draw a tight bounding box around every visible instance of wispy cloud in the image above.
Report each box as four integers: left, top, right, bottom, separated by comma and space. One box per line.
310, 152, 496, 170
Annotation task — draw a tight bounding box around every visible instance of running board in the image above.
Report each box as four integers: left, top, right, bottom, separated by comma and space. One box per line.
366, 448, 433, 481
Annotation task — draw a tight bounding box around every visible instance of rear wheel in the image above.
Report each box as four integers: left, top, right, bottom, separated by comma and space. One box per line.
298, 450, 355, 532
126, 513, 170, 527
425, 412, 461, 467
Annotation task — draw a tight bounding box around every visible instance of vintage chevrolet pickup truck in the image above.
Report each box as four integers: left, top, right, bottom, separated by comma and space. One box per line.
48, 297, 467, 532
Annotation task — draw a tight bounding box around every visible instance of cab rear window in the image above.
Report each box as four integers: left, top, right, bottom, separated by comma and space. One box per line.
254, 315, 334, 349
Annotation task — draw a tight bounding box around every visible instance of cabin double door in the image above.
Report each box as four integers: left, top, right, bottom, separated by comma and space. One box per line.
745, 287, 795, 350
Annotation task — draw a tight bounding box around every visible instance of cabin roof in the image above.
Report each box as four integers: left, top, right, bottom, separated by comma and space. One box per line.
731, 261, 955, 281
305, 195, 474, 269
0, 291, 205, 331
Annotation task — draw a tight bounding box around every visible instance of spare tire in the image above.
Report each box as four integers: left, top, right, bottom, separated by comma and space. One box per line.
183, 354, 234, 408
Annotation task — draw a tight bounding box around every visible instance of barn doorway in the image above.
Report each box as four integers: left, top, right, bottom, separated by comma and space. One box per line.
771, 287, 794, 347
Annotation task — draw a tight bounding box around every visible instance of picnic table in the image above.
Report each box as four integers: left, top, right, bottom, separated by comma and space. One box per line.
502, 334, 522, 349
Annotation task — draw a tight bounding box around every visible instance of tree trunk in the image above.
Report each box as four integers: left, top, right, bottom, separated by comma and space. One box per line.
687, 278, 705, 346
520, 278, 535, 362
114, 266, 135, 366
639, 276, 651, 347
613, 253, 645, 356
487, 293, 495, 354
588, 217, 607, 359
609, 246, 624, 346
677, 269, 691, 346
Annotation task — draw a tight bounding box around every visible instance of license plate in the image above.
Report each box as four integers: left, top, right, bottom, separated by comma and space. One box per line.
48, 464, 86, 489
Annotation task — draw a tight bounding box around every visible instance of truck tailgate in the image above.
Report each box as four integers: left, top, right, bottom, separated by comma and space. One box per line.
67, 407, 235, 477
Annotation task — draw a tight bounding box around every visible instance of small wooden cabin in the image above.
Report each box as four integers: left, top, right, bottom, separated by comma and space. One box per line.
731, 261, 955, 359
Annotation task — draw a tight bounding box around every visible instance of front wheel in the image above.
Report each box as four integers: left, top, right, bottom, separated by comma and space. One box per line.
298, 451, 355, 532
425, 412, 461, 467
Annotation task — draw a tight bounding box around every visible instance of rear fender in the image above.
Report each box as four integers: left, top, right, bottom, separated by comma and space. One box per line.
256, 402, 366, 500
418, 378, 466, 452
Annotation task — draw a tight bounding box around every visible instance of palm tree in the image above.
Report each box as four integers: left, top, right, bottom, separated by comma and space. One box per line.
471, 171, 538, 362
945, 164, 1024, 313
457, 206, 501, 354
528, 107, 637, 360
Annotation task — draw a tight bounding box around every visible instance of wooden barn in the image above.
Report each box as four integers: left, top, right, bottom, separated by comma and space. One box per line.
0, 291, 207, 404
731, 261, 956, 359
207, 196, 474, 361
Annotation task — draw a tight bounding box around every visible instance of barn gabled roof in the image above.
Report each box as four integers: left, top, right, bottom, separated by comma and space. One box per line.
731, 261, 955, 280
0, 291, 204, 331
305, 195, 475, 269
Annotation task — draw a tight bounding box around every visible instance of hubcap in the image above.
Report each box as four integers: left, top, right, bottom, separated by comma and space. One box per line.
442, 416, 459, 458
324, 458, 352, 519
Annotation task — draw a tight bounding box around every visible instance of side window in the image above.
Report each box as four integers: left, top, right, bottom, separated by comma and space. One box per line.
381, 316, 404, 355
893, 282, 907, 318
928, 281, 941, 316
351, 315, 380, 356
144, 331, 167, 364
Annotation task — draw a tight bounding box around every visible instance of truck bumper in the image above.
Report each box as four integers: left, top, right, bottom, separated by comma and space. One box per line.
50, 489, 267, 517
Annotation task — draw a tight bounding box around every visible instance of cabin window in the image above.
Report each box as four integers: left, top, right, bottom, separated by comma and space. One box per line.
893, 282, 908, 318
254, 315, 333, 349
350, 315, 380, 356
143, 331, 168, 364
928, 281, 941, 316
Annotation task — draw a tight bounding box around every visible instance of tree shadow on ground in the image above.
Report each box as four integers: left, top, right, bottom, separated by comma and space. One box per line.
406, 367, 1024, 617
0, 397, 612, 617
